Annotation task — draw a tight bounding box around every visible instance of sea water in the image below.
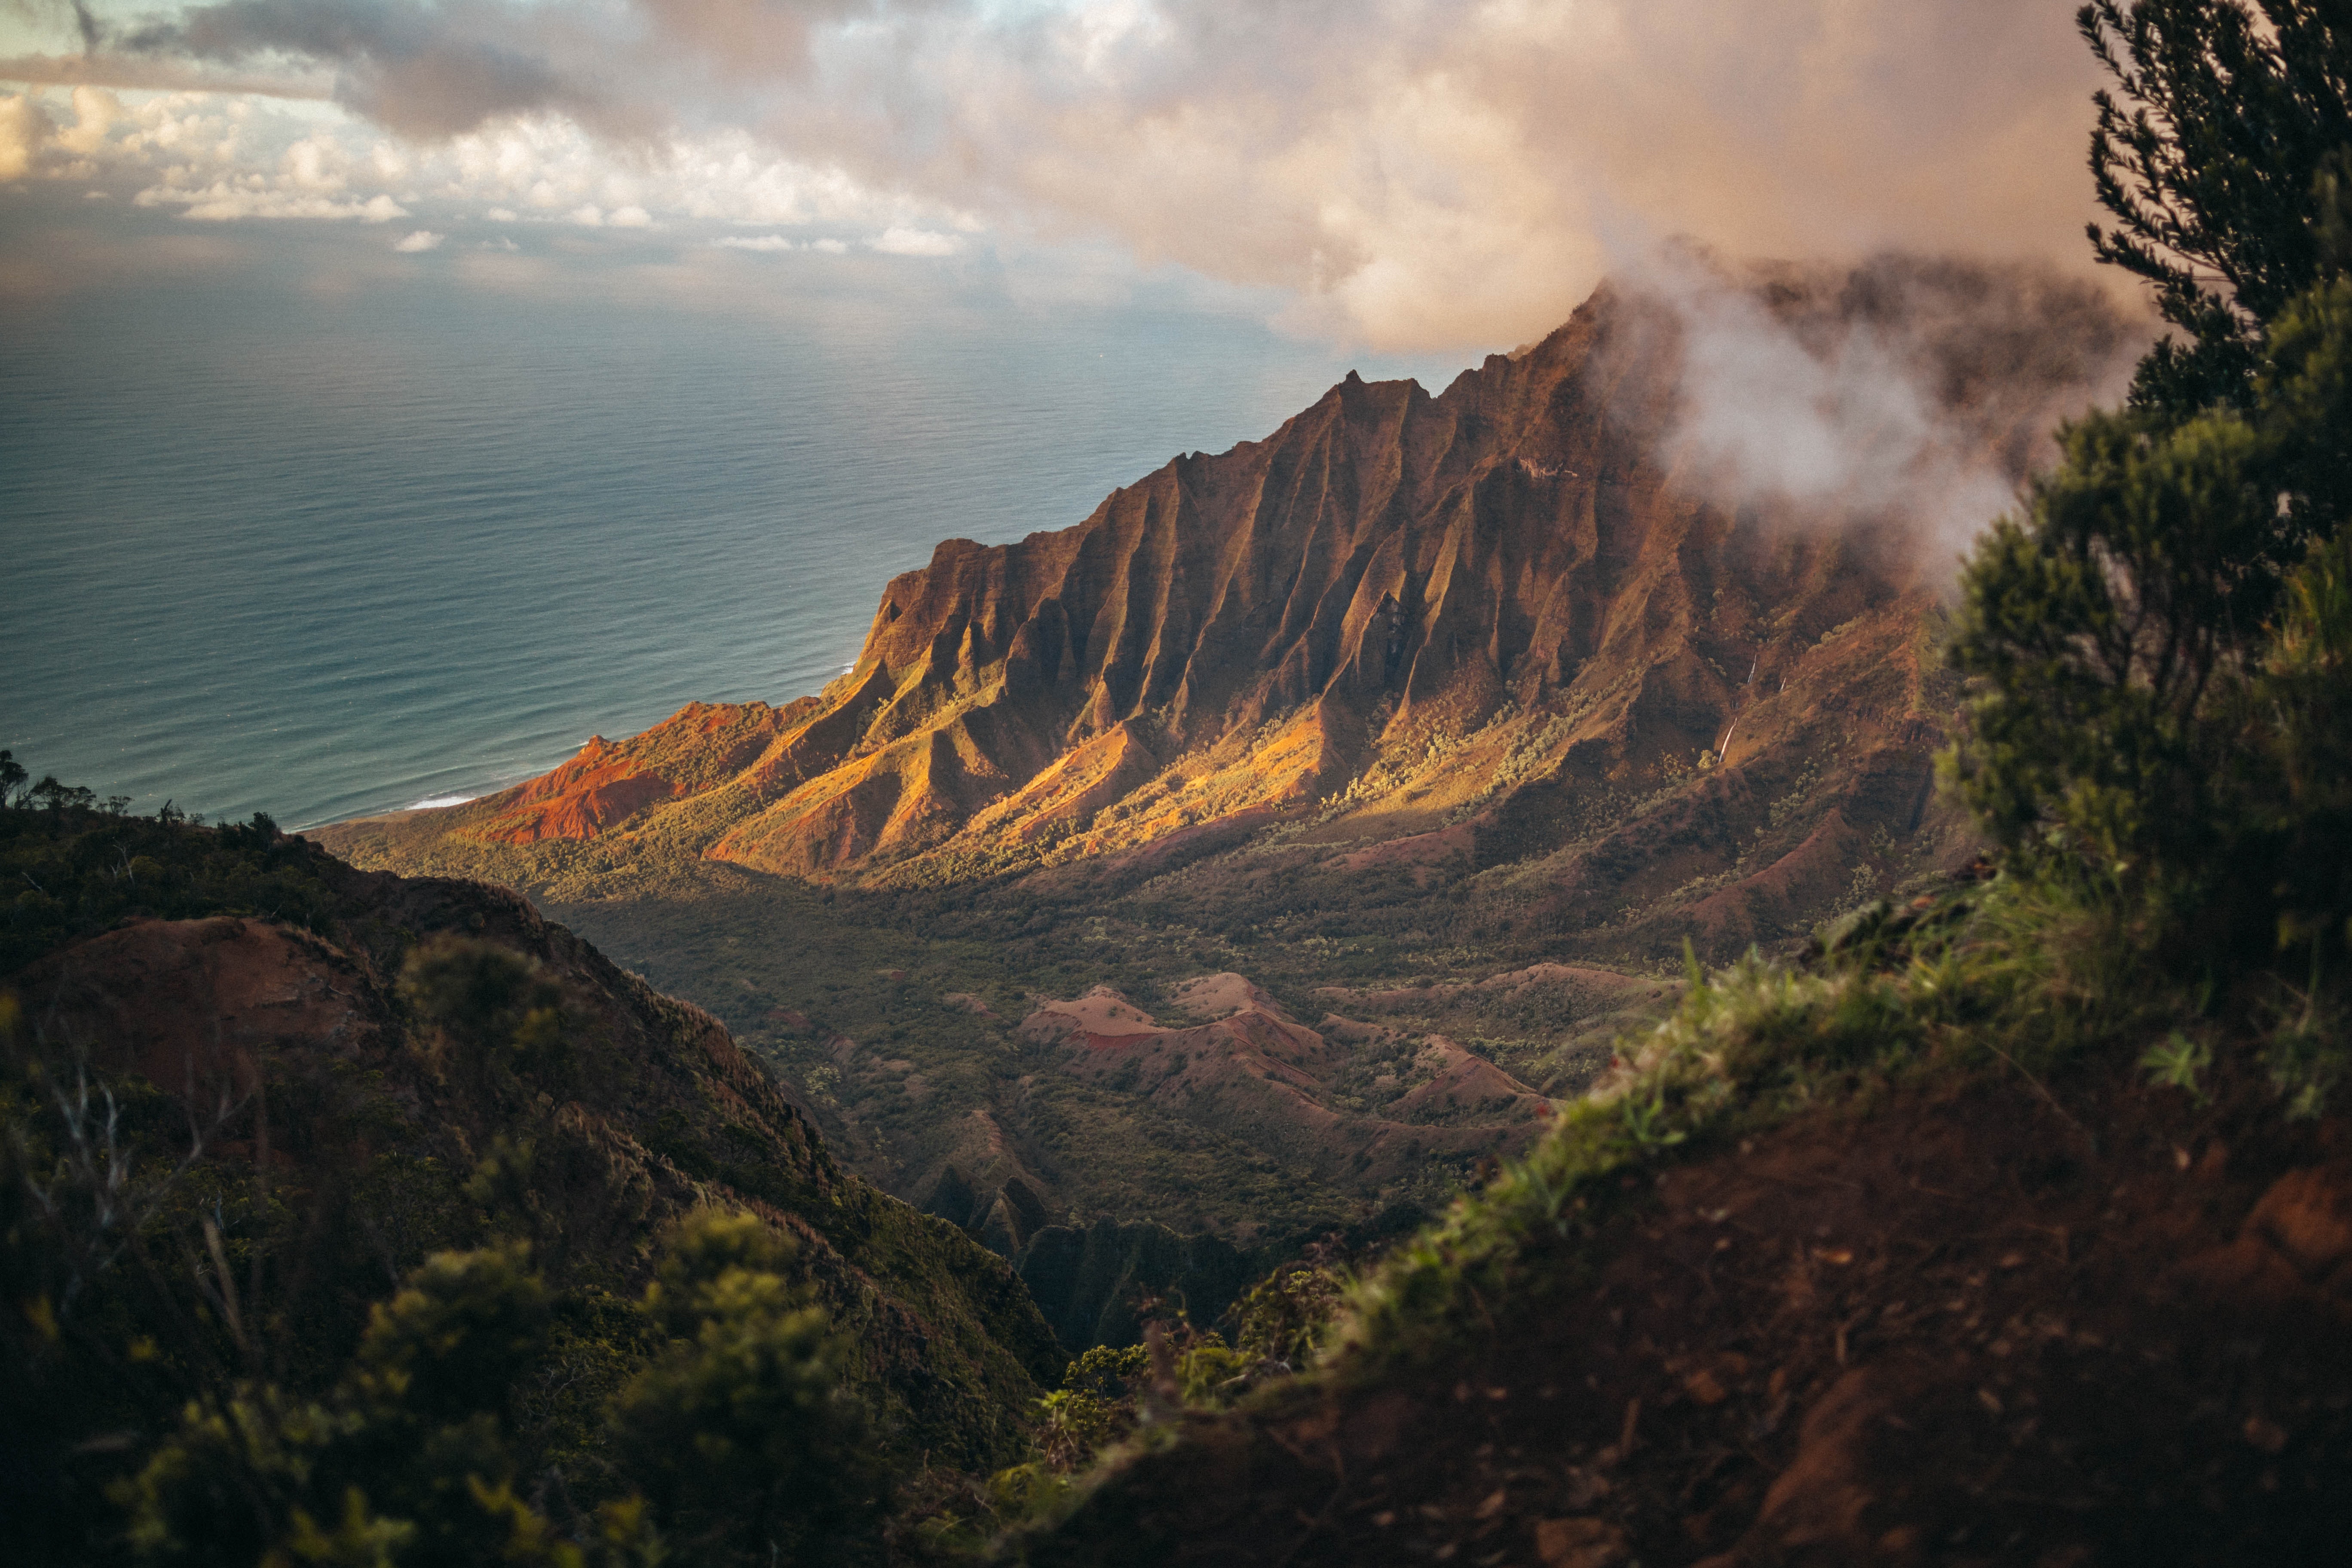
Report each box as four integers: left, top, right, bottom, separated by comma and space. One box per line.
2, 261, 1468, 829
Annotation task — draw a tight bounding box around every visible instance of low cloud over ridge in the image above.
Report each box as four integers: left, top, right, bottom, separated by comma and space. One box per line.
1619, 251, 2148, 579
7, 0, 2116, 348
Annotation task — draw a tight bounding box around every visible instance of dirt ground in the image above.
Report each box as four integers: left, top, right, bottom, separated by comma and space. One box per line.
1029, 1062, 2352, 1565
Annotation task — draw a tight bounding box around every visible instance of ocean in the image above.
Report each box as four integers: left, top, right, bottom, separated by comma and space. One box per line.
2, 260, 1470, 830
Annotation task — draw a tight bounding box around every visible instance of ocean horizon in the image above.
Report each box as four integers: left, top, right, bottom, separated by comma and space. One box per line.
3, 255, 1471, 832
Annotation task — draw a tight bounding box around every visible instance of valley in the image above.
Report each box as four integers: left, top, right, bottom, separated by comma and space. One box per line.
318, 257, 2127, 1290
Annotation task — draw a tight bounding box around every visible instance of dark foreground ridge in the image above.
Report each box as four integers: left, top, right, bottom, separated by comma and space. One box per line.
1, 799, 1057, 1562
1024, 1062, 2352, 1565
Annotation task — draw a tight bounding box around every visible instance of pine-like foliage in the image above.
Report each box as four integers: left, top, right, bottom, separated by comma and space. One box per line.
1950, 2, 2352, 974
2082, 0, 2352, 413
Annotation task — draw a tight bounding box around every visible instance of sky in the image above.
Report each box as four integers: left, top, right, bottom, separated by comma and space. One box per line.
1, 0, 2121, 353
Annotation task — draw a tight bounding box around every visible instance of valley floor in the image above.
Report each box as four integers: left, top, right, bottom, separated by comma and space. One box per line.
316, 827, 1707, 1249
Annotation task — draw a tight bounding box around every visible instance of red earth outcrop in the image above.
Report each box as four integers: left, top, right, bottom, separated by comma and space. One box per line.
433, 699, 800, 847
1017, 978, 1555, 1186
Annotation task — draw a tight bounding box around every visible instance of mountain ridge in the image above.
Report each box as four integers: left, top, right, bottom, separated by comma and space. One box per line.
327, 258, 2136, 956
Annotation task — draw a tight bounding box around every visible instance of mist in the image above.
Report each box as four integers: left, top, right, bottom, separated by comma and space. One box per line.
1605, 251, 2150, 580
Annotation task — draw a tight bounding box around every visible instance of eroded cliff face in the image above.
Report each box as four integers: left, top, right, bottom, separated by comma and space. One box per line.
342, 258, 2135, 952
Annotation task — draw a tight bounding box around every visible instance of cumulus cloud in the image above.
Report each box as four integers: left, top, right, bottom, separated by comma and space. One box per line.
392, 226, 440, 249
712, 233, 797, 251
6, 1, 2122, 348
159, 185, 408, 220
0, 93, 49, 181
0, 74, 946, 250
53, 84, 121, 154
49, 94, 420, 220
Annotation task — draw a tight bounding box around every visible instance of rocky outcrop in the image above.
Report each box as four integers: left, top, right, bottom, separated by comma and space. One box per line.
457, 700, 801, 846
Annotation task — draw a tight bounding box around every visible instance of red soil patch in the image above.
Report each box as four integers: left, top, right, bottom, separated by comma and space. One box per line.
1390, 1036, 1555, 1122
469, 735, 680, 844
18, 916, 381, 1097
1019, 983, 1550, 1184
1019, 986, 1167, 1047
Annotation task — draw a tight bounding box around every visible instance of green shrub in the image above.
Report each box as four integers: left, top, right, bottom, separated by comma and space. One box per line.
1948, 3, 2352, 988
118, 1244, 652, 1568
1229, 1265, 1347, 1372
114, 1209, 886, 1568
609, 1210, 882, 1566
399, 938, 573, 1095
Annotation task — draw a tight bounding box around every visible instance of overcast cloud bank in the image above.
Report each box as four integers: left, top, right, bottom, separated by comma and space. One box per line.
2, 0, 2117, 349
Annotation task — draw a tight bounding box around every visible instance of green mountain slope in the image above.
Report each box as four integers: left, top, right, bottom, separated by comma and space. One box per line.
1, 801, 1058, 1562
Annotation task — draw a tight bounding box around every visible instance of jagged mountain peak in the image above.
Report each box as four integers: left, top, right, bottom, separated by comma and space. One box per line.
326, 259, 2137, 956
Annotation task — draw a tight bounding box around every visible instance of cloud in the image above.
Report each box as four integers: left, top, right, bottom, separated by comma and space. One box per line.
53, 85, 121, 155
870, 225, 960, 256
1617, 250, 2148, 574
0, 76, 952, 248
68, 98, 420, 220
392, 226, 441, 250
156, 185, 409, 220
116, 0, 600, 139
712, 233, 796, 251
0, 94, 48, 181
9, 1, 2124, 349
